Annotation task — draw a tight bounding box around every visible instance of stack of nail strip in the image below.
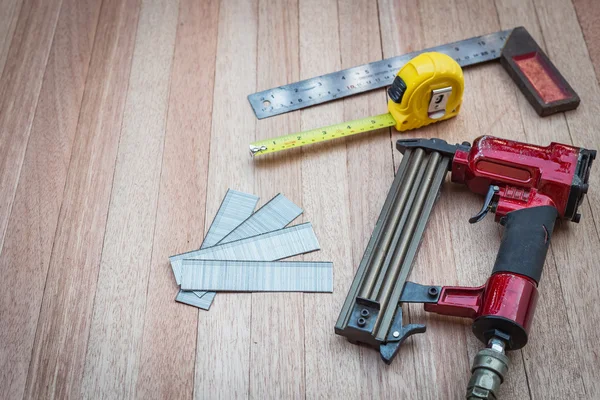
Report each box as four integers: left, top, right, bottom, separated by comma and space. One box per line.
171, 189, 333, 310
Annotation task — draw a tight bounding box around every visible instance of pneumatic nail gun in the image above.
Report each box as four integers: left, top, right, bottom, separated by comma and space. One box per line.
336, 135, 595, 399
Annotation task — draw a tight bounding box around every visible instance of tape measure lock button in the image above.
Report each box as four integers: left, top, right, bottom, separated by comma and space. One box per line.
388, 76, 407, 104
388, 52, 464, 131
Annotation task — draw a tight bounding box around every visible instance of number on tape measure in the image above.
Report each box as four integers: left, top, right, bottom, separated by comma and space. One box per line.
249, 113, 396, 156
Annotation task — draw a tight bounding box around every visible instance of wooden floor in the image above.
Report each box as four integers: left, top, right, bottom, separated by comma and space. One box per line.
1, 0, 600, 398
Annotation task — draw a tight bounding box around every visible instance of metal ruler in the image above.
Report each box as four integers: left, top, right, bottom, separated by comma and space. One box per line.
180, 260, 333, 292
248, 29, 511, 119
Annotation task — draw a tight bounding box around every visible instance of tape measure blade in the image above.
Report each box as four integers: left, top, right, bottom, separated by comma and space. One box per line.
248, 29, 512, 119
250, 113, 396, 156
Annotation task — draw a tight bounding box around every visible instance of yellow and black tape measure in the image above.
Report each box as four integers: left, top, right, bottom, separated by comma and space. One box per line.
250, 52, 464, 157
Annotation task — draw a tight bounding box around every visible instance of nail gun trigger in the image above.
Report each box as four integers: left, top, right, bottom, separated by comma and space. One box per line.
379, 306, 426, 364
469, 185, 500, 224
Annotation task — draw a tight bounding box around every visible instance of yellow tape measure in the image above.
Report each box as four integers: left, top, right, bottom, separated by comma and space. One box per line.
250, 52, 464, 157
250, 113, 396, 156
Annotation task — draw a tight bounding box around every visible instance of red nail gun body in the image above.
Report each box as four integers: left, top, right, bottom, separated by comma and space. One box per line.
452, 136, 588, 222
337, 135, 595, 398
396, 136, 595, 398
419, 137, 592, 345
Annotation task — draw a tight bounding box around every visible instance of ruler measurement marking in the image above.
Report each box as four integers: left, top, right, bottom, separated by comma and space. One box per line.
251, 113, 397, 155
249, 30, 512, 118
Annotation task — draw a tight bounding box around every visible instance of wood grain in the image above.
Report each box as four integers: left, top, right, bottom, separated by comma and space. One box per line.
403, 0, 532, 397
1, 0, 600, 397
573, 0, 600, 84
135, 1, 219, 398
524, 0, 600, 396
0, 0, 101, 398
0, 0, 23, 75
491, 2, 587, 398
377, 1, 474, 398
339, 0, 391, 276
298, 0, 364, 398
0, 0, 62, 260
532, 0, 600, 220
339, 0, 424, 398
250, 0, 304, 398
193, 0, 257, 398
23, 1, 141, 398
80, 0, 179, 397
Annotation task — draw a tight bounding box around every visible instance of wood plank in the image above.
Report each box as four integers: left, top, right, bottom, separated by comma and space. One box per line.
339, 0, 391, 275
531, 0, 600, 220
80, 0, 179, 397
487, 3, 588, 398
0, 0, 101, 398
513, 0, 600, 396
298, 0, 364, 398
572, 0, 600, 84
0, 0, 593, 396
379, 0, 531, 397
23, 1, 141, 398
135, 1, 219, 397
444, 4, 533, 395
376, 0, 473, 397
338, 0, 424, 397
250, 0, 305, 398
0, 0, 23, 75
193, 0, 257, 398
0, 0, 62, 260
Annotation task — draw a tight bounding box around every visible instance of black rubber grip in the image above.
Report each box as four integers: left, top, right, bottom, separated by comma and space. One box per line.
492, 206, 558, 283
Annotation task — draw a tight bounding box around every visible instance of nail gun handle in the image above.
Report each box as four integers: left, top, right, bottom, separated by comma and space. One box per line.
492, 206, 558, 284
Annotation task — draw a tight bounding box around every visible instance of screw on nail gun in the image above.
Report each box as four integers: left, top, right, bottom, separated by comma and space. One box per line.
336, 135, 596, 399
249, 52, 463, 156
